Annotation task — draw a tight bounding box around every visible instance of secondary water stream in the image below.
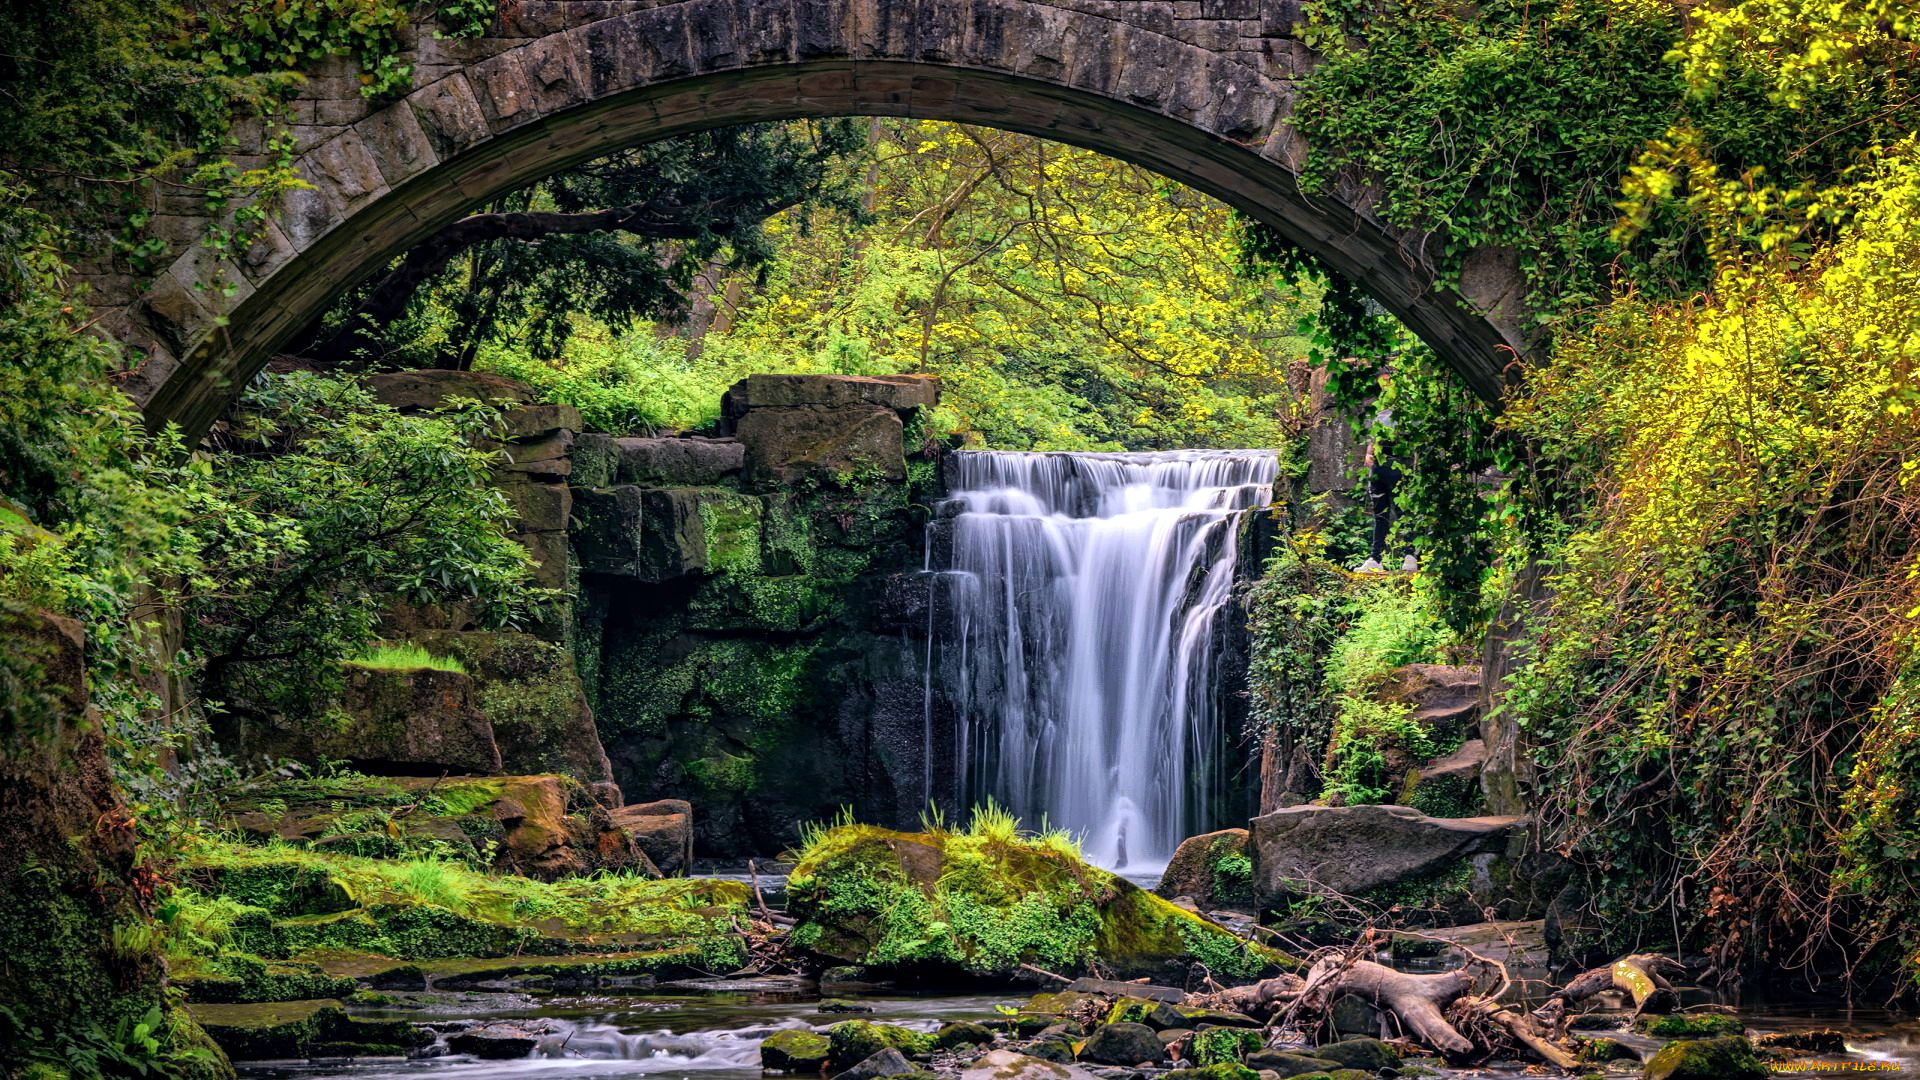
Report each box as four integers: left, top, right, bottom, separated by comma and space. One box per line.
925, 450, 1277, 870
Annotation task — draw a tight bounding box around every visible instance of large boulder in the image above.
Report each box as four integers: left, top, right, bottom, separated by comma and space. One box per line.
612, 798, 694, 874
786, 825, 1292, 983
1249, 804, 1521, 914
1156, 828, 1253, 910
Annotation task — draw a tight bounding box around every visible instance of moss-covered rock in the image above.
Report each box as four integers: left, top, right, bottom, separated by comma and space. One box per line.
827, 1020, 936, 1067
763, 1029, 833, 1072
1642, 1035, 1768, 1079
1187, 1027, 1263, 1065
1309, 1037, 1398, 1071
1244, 1049, 1346, 1076
1634, 1012, 1744, 1039
787, 823, 1293, 983
164, 838, 749, 996
1156, 830, 1254, 910
413, 630, 613, 784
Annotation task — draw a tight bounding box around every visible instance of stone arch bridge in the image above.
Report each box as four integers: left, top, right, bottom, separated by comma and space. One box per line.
108, 0, 1531, 438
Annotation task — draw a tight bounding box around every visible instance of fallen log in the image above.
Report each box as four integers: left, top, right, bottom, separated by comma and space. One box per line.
1548, 953, 1684, 1015
1301, 957, 1476, 1057
1187, 973, 1305, 1018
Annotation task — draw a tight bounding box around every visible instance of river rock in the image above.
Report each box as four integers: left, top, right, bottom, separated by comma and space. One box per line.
611, 798, 694, 873
448, 1021, 545, 1058
1310, 1037, 1398, 1070
1248, 803, 1521, 908
962, 1049, 1101, 1080
1156, 829, 1253, 910
1641, 1035, 1768, 1079
833, 1047, 920, 1080
762, 1029, 833, 1072
1078, 1023, 1164, 1066
936, 1022, 996, 1049
1245, 1049, 1346, 1076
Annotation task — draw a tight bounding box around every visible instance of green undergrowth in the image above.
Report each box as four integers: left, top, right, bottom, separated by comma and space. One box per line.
784, 808, 1291, 983
160, 838, 748, 1002
1246, 542, 1460, 808
344, 642, 466, 674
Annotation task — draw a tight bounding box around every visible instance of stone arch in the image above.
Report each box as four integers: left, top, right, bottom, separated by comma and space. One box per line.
118, 1, 1530, 438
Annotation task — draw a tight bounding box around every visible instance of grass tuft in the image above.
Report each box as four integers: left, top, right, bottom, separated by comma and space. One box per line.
345, 642, 467, 674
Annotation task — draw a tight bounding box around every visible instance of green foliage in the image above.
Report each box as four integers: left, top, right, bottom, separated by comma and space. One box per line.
183, 370, 545, 719
1244, 542, 1454, 806
1501, 143, 1920, 984
1324, 698, 1433, 807
344, 642, 466, 674
465, 120, 1315, 449
1189, 1028, 1264, 1066
329, 120, 871, 373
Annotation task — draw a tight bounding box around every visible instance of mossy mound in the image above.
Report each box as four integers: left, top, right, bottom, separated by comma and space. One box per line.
785, 821, 1293, 983
163, 838, 748, 1003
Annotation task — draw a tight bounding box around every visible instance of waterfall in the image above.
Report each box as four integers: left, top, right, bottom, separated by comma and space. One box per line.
926, 449, 1278, 870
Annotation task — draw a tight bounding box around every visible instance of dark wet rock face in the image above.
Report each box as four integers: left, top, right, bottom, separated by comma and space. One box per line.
1248, 802, 1521, 914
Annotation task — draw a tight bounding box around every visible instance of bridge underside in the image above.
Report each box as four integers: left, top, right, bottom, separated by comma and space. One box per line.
116, 4, 1529, 438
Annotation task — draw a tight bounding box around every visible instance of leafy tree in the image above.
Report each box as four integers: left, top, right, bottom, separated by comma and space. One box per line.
305, 120, 871, 370
468, 120, 1319, 449
183, 371, 546, 720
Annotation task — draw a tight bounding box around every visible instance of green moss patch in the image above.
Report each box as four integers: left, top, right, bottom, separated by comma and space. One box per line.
162, 839, 749, 1002
786, 817, 1293, 982
1635, 1012, 1745, 1039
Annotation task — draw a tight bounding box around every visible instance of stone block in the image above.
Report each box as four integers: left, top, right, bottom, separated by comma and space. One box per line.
735, 405, 907, 487
500, 402, 582, 439
614, 436, 746, 485
227, 665, 503, 776
572, 432, 620, 488
719, 374, 939, 426
364, 369, 532, 411
573, 485, 762, 582
498, 476, 572, 533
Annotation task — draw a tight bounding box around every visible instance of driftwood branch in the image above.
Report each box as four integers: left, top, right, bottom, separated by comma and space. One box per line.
1301, 957, 1476, 1056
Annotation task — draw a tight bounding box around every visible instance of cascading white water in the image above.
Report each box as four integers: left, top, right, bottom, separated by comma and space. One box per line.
927, 449, 1277, 870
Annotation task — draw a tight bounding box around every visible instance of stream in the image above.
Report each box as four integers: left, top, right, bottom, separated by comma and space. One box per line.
235, 983, 1920, 1080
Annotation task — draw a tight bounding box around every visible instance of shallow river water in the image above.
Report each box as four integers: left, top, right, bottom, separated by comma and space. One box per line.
234, 984, 1920, 1080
